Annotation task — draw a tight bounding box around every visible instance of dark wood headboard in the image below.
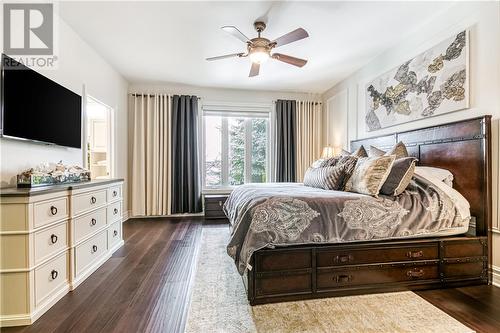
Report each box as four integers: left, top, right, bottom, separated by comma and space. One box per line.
351, 116, 492, 237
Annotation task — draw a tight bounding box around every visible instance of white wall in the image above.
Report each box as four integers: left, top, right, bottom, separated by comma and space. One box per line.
321, 2, 500, 268
0, 12, 130, 212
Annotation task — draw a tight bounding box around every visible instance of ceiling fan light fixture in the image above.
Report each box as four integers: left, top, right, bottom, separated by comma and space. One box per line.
249, 49, 269, 64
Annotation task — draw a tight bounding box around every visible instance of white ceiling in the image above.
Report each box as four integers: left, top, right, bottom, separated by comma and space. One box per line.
59, 1, 454, 93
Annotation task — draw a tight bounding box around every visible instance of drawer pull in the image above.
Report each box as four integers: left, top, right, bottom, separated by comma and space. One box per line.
50, 206, 58, 215
90, 218, 97, 226
91, 245, 98, 253
51, 270, 58, 280
91, 196, 97, 204
334, 255, 352, 264
406, 250, 424, 259
113, 230, 118, 237
334, 275, 352, 283
218, 201, 223, 207
114, 208, 118, 215
406, 268, 425, 278
50, 234, 58, 244
113, 190, 118, 197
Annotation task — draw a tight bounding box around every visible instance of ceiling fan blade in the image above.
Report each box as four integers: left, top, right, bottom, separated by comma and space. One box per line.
206, 53, 244, 61
272, 53, 307, 67
249, 62, 260, 77
221, 26, 251, 43
272, 28, 309, 47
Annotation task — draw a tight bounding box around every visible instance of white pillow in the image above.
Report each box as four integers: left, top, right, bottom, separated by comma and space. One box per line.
414, 166, 453, 187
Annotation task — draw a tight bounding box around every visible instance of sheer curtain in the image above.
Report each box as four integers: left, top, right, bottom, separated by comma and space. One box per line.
295, 101, 323, 182
131, 94, 172, 216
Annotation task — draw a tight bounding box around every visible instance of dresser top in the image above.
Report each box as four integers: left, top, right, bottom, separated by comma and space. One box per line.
0, 179, 124, 197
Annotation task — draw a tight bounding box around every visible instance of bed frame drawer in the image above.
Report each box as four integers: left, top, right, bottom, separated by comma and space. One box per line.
255, 272, 311, 297
317, 263, 439, 290
316, 244, 439, 267
255, 250, 311, 272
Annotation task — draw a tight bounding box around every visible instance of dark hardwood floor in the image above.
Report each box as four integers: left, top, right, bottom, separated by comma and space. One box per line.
3, 217, 499, 333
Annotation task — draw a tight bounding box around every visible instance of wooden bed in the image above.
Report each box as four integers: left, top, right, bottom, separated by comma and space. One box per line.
244, 115, 492, 305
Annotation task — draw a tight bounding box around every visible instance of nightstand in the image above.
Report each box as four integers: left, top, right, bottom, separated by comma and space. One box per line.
204, 194, 229, 220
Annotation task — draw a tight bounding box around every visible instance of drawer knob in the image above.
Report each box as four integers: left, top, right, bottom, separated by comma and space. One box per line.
50, 234, 58, 244
406, 268, 425, 278
334, 274, 352, 283
114, 208, 118, 215
50, 206, 58, 215
51, 270, 58, 280
113, 190, 118, 197
91, 245, 98, 253
113, 230, 118, 237
334, 255, 352, 264
406, 250, 424, 259
90, 218, 97, 226
218, 201, 223, 207
91, 196, 97, 204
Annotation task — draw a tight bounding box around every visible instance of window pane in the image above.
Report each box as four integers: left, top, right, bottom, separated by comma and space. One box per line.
251, 118, 267, 183
228, 118, 245, 186
204, 116, 222, 186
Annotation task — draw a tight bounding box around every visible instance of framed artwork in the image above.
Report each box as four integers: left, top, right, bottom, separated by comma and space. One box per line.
365, 30, 469, 132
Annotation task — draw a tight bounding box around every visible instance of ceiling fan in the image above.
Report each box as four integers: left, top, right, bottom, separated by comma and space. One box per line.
206, 21, 309, 77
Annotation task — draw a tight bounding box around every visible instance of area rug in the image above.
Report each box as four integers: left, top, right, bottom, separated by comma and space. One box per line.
184, 227, 474, 333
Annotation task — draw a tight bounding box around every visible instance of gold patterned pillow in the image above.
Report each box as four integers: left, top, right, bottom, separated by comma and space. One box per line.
345, 155, 396, 197
369, 142, 408, 159
341, 146, 368, 158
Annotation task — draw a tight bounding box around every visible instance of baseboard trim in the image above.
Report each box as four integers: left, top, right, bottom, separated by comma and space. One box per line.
123, 210, 131, 222
492, 265, 500, 287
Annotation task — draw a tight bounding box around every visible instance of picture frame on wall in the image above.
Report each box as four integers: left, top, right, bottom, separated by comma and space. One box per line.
365, 30, 469, 132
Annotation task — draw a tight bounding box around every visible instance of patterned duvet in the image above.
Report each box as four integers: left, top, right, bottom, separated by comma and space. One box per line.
224, 174, 470, 275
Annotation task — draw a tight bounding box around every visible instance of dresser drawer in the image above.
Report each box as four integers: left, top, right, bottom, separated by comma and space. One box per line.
317, 264, 439, 290
107, 201, 122, 223
108, 220, 122, 250
75, 230, 107, 276
443, 262, 485, 279
34, 222, 68, 265
107, 186, 122, 202
72, 190, 107, 215
34, 197, 69, 228
316, 244, 438, 267
34, 251, 68, 306
73, 208, 107, 243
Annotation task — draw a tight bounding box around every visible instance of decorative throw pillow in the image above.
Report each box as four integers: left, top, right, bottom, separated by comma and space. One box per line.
341, 146, 368, 158
311, 158, 326, 168
345, 155, 396, 197
303, 156, 358, 190
380, 157, 417, 196
368, 142, 409, 159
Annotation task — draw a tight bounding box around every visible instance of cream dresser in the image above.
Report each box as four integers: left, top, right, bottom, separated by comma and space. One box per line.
0, 179, 124, 327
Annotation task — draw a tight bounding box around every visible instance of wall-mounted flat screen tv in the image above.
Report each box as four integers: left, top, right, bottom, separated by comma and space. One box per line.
1, 54, 82, 148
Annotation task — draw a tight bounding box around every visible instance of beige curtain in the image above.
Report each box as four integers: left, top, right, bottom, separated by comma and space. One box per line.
131, 94, 171, 216
295, 100, 323, 182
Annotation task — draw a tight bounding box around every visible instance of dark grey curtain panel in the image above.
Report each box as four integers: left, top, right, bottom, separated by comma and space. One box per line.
171, 95, 202, 214
276, 99, 297, 182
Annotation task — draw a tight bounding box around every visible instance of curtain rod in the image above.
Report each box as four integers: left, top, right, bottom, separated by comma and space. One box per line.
130, 93, 201, 100
273, 100, 322, 105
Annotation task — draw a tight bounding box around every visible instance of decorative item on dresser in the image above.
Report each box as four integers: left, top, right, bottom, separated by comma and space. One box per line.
0, 179, 124, 327
245, 116, 491, 305
204, 194, 229, 220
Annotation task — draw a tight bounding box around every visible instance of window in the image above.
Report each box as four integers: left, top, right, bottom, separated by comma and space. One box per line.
202, 105, 270, 189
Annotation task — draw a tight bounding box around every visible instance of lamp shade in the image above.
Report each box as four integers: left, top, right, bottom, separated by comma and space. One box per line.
321, 146, 335, 159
